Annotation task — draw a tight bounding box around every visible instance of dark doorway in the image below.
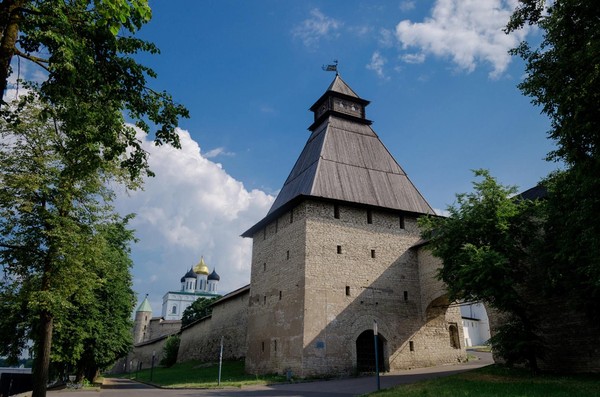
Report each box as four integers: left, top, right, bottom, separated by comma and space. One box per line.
356, 330, 385, 372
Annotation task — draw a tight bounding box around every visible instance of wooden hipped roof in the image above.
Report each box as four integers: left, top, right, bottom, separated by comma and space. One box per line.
242, 76, 434, 237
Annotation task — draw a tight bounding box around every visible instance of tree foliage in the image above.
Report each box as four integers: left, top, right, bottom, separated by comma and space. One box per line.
1, 2, 187, 395
507, 0, 600, 318
0, 0, 189, 180
422, 0, 600, 371
0, 99, 137, 393
50, 219, 136, 383
159, 335, 180, 368
181, 296, 220, 328
420, 170, 545, 369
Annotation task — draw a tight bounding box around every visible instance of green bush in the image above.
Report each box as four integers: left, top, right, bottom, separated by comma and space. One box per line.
159, 335, 180, 368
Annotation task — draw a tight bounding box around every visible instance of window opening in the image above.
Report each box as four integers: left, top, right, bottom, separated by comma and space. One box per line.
449, 324, 460, 349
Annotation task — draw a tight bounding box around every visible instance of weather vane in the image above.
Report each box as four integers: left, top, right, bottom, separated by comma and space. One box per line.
322, 60, 338, 74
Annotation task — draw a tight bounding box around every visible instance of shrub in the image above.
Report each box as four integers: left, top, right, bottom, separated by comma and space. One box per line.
160, 335, 180, 368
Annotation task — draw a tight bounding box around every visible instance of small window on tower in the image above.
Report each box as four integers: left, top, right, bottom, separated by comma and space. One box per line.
367, 210, 372, 224
172, 305, 177, 314
263, 295, 266, 304
286, 250, 290, 260
262, 341, 265, 352
334, 204, 340, 219
345, 286, 350, 296
404, 291, 408, 301
371, 249, 376, 258
399, 215, 405, 230
263, 263, 266, 272
279, 291, 282, 300
337, 245, 342, 254
409, 341, 414, 351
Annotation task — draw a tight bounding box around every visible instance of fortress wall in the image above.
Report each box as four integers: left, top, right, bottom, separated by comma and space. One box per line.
245, 203, 308, 375
300, 201, 466, 376
177, 287, 249, 364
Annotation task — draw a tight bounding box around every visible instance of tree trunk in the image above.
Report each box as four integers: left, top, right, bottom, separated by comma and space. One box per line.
0, 0, 24, 101
32, 311, 53, 397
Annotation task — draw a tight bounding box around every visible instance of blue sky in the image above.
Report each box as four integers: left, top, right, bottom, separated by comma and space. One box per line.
7, 1, 560, 316
118, 0, 560, 315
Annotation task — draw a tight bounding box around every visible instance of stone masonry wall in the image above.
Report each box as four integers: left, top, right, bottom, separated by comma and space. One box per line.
245, 203, 308, 375
301, 201, 466, 375
116, 336, 168, 375
177, 288, 249, 363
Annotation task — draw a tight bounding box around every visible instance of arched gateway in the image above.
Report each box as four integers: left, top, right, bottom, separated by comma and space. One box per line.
356, 330, 386, 372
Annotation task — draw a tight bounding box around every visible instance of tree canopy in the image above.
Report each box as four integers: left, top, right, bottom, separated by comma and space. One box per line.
0, 0, 189, 180
420, 170, 545, 369
421, 0, 600, 371
507, 0, 600, 318
0, 98, 138, 394
181, 296, 221, 328
1, 2, 187, 395
50, 219, 136, 382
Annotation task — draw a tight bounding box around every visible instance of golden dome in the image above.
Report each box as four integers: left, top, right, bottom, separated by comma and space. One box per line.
193, 256, 209, 275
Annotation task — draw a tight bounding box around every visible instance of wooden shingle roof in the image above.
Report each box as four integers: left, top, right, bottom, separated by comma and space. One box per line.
242, 76, 434, 237
267, 115, 434, 216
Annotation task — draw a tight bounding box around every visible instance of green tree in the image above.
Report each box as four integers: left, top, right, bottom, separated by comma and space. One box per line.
0, 0, 189, 180
507, 0, 600, 318
0, 100, 137, 396
181, 296, 220, 328
1, 2, 188, 395
50, 219, 136, 383
159, 335, 180, 368
420, 170, 545, 370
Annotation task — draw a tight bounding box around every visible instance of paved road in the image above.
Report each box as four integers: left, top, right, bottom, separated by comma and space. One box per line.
38, 351, 493, 397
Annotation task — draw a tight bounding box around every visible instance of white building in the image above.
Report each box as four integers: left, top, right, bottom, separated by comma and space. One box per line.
161, 257, 220, 320
460, 302, 491, 347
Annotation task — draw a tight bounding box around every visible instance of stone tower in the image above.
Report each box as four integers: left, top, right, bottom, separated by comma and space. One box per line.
133, 295, 152, 344
243, 75, 465, 376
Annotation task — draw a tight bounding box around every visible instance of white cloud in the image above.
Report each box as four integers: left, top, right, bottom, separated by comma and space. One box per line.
378, 28, 394, 48
292, 8, 342, 48
434, 208, 450, 217
366, 51, 389, 80
204, 147, 234, 159
401, 53, 426, 64
399, 1, 416, 12
115, 128, 274, 315
395, 0, 529, 78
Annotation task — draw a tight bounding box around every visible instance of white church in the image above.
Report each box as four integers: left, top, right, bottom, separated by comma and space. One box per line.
161, 257, 220, 321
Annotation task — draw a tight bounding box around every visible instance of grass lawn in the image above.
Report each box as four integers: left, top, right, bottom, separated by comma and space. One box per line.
368, 365, 600, 397
114, 359, 286, 388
